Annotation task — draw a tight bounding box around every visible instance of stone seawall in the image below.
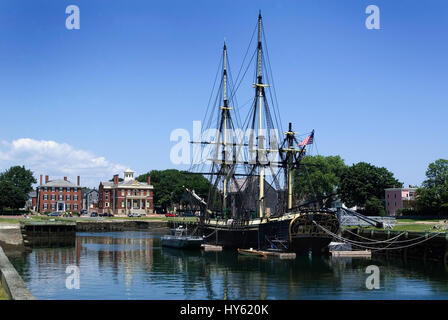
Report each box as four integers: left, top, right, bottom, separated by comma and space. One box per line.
76, 220, 169, 232
342, 228, 448, 265
0, 246, 35, 300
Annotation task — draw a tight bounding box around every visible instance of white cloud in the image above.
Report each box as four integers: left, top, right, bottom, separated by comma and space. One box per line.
0, 138, 128, 188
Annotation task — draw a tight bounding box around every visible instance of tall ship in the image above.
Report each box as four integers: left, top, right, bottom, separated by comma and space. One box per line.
185, 13, 339, 254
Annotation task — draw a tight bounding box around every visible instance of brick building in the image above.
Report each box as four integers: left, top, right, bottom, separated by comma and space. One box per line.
98, 169, 154, 216
36, 175, 83, 213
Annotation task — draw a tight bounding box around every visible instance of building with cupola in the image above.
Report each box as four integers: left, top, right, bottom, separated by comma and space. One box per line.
98, 169, 154, 216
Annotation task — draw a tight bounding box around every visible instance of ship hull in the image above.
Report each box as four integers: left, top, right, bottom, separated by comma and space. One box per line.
198, 211, 339, 255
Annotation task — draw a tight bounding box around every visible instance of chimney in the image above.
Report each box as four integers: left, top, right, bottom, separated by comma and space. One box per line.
45, 175, 49, 183
113, 174, 119, 185
147, 175, 151, 185
40, 175, 43, 186
77, 176, 80, 186
64, 177, 67, 181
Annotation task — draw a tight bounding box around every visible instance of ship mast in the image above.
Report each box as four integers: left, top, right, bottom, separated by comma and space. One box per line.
254, 12, 270, 218
221, 42, 231, 213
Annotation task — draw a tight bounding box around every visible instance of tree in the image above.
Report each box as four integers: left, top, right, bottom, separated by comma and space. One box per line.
136, 169, 212, 212
415, 159, 448, 216
293, 155, 347, 207
0, 166, 37, 195
339, 162, 402, 215
0, 166, 36, 214
0, 180, 27, 213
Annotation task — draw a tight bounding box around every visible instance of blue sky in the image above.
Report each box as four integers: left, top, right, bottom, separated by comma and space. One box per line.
0, 0, 447, 187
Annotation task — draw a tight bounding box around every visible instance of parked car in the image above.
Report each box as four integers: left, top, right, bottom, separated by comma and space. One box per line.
128, 213, 141, 218
99, 212, 114, 217
90, 212, 98, 217
80, 210, 87, 215
180, 212, 195, 217
48, 212, 61, 217
165, 212, 177, 217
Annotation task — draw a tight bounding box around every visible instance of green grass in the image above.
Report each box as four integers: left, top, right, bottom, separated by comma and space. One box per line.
342, 224, 445, 233
397, 218, 445, 223
0, 283, 9, 300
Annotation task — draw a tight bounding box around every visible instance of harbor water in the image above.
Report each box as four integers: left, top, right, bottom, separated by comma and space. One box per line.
6, 230, 448, 300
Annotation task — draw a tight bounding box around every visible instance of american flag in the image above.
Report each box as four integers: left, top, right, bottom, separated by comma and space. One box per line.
298, 130, 314, 147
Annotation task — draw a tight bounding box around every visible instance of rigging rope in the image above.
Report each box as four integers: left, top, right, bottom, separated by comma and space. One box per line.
313, 221, 445, 251
342, 227, 436, 244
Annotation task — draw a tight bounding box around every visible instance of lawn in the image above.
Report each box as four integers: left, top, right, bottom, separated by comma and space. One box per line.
397, 218, 446, 223
343, 223, 445, 233
0, 283, 8, 300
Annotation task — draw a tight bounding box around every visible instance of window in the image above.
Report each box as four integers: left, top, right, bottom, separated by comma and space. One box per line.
66, 195, 71, 200
52, 187, 55, 192
394, 202, 397, 206
121, 201, 125, 208
43, 203, 48, 210
44, 194, 48, 200
121, 189, 124, 196
387, 194, 389, 198
59, 194, 63, 200
127, 189, 131, 196
394, 194, 396, 199
74, 195, 78, 201
105, 202, 109, 207
134, 189, 138, 196
74, 188, 78, 192
66, 204, 71, 210
59, 187, 63, 192
51, 203, 56, 210
51, 194, 55, 200
74, 205, 78, 210
67, 187, 71, 192
44, 187, 48, 192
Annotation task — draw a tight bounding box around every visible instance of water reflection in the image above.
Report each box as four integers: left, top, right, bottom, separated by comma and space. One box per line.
7, 231, 448, 300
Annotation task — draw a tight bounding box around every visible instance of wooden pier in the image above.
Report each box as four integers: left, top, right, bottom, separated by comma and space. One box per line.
201, 244, 223, 251
331, 250, 371, 257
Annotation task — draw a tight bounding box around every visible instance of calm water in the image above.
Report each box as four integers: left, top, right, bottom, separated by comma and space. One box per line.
7, 230, 448, 300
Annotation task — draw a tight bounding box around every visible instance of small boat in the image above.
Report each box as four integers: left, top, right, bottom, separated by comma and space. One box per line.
237, 248, 268, 258
161, 225, 203, 249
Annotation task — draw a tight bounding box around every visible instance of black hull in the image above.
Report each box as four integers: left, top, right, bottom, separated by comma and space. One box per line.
198, 212, 338, 255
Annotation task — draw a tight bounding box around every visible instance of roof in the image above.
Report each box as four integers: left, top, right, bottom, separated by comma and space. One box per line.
385, 188, 417, 191
40, 179, 79, 188
101, 179, 153, 189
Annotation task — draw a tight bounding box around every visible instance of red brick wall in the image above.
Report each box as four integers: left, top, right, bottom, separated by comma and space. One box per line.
98, 186, 154, 214
38, 186, 82, 213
